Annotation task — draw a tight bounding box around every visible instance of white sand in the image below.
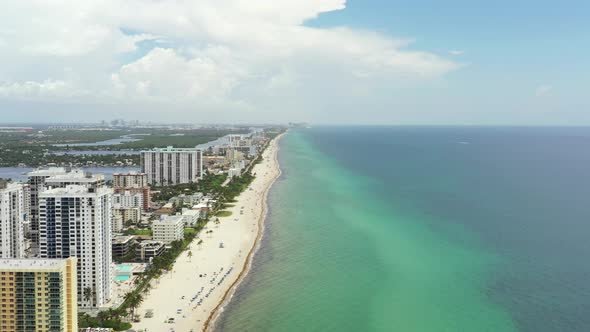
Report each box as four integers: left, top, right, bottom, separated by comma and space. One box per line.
134, 134, 283, 332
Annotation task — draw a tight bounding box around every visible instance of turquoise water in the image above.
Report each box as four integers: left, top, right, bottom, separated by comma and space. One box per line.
218, 127, 590, 331
217, 129, 517, 331
116, 264, 134, 272
115, 275, 130, 281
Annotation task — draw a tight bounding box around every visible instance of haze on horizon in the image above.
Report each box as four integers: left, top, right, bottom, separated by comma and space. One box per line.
0, 0, 588, 125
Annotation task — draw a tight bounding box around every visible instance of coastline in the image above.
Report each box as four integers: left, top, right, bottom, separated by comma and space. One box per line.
133, 132, 285, 332
203, 132, 285, 331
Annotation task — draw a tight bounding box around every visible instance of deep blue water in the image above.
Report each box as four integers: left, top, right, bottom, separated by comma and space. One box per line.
306, 126, 590, 331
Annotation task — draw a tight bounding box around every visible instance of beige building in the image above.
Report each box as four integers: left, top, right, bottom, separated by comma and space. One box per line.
152, 215, 184, 244
0, 257, 78, 332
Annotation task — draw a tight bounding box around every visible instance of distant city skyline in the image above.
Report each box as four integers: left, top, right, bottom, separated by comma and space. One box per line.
1, 0, 588, 125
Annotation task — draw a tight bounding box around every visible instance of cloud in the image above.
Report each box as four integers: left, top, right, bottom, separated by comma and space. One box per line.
448, 50, 464, 56
0, 0, 460, 122
535, 85, 553, 97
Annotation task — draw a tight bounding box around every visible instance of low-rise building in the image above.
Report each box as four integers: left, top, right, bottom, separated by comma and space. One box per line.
181, 208, 200, 227
152, 215, 184, 244
135, 241, 165, 262
169, 193, 204, 207
112, 236, 135, 259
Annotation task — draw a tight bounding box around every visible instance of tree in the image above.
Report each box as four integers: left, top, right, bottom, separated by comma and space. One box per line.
83, 287, 92, 305
187, 250, 193, 261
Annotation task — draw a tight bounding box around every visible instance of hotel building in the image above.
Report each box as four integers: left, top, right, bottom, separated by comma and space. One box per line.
140, 146, 203, 186
39, 185, 112, 308
0, 181, 25, 259
0, 257, 78, 332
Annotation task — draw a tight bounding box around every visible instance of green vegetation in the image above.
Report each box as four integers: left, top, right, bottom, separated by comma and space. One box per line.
151, 182, 200, 202
184, 227, 197, 236
122, 229, 152, 236
215, 210, 233, 217
0, 127, 246, 167
78, 312, 132, 331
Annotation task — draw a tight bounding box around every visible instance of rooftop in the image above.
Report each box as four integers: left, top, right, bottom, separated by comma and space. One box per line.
0, 258, 70, 270
46, 170, 104, 182
155, 215, 184, 224
112, 235, 135, 244
0, 181, 23, 191
27, 167, 68, 177
41, 185, 111, 197
142, 146, 202, 153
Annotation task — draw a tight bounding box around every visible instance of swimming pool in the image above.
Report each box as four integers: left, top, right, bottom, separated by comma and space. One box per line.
116, 264, 134, 272
114, 275, 130, 281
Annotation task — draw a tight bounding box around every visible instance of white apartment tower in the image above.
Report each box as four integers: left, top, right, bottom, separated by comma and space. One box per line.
0, 181, 25, 258
38, 185, 112, 308
140, 146, 203, 186
27, 167, 105, 256
27, 167, 70, 255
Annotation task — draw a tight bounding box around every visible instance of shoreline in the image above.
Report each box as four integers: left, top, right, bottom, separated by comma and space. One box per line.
133, 133, 285, 332
203, 132, 285, 331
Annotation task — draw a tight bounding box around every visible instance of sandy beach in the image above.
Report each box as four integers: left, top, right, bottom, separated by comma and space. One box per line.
134, 134, 283, 332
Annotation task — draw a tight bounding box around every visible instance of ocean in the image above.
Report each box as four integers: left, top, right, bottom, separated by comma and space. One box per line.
216, 126, 590, 332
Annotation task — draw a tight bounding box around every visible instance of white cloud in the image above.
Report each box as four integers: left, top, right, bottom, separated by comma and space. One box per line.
449, 50, 464, 56
535, 85, 553, 97
0, 0, 460, 121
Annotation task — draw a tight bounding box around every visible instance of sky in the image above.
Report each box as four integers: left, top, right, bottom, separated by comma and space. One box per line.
0, 0, 588, 125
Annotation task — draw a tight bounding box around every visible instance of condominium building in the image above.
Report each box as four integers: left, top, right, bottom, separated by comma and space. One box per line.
113, 173, 151, 210
27, 167, 70, 256
27, 168, 105, 256
112, 191, 143, 209
152, 215, 184, 244
113, 172, 148, 188
0, 181, 25, 258
39, 185, 112, 308
140, 146, 203, 186
0, 257, 78, 332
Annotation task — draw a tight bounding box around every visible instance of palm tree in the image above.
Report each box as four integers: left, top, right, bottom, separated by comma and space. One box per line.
83, 287, 92, 305
131, 293, 144, 320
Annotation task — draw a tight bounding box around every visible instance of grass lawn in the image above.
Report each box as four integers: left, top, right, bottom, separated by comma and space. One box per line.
131, 229, 152, 236
184, 228, 197, 236
215, 210, 233, 217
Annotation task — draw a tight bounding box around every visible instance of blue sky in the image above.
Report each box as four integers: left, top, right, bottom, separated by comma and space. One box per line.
0, 0, 588, 125
307, 0, 590, 124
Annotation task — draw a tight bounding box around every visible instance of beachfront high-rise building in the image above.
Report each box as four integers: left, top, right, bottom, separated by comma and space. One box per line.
0, 181, 25, 258
27, 168, 106, 256
140, 146, 203, 186
39, 185, 112, 308
27, 167, 70, 255
0, 257, 78, 332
